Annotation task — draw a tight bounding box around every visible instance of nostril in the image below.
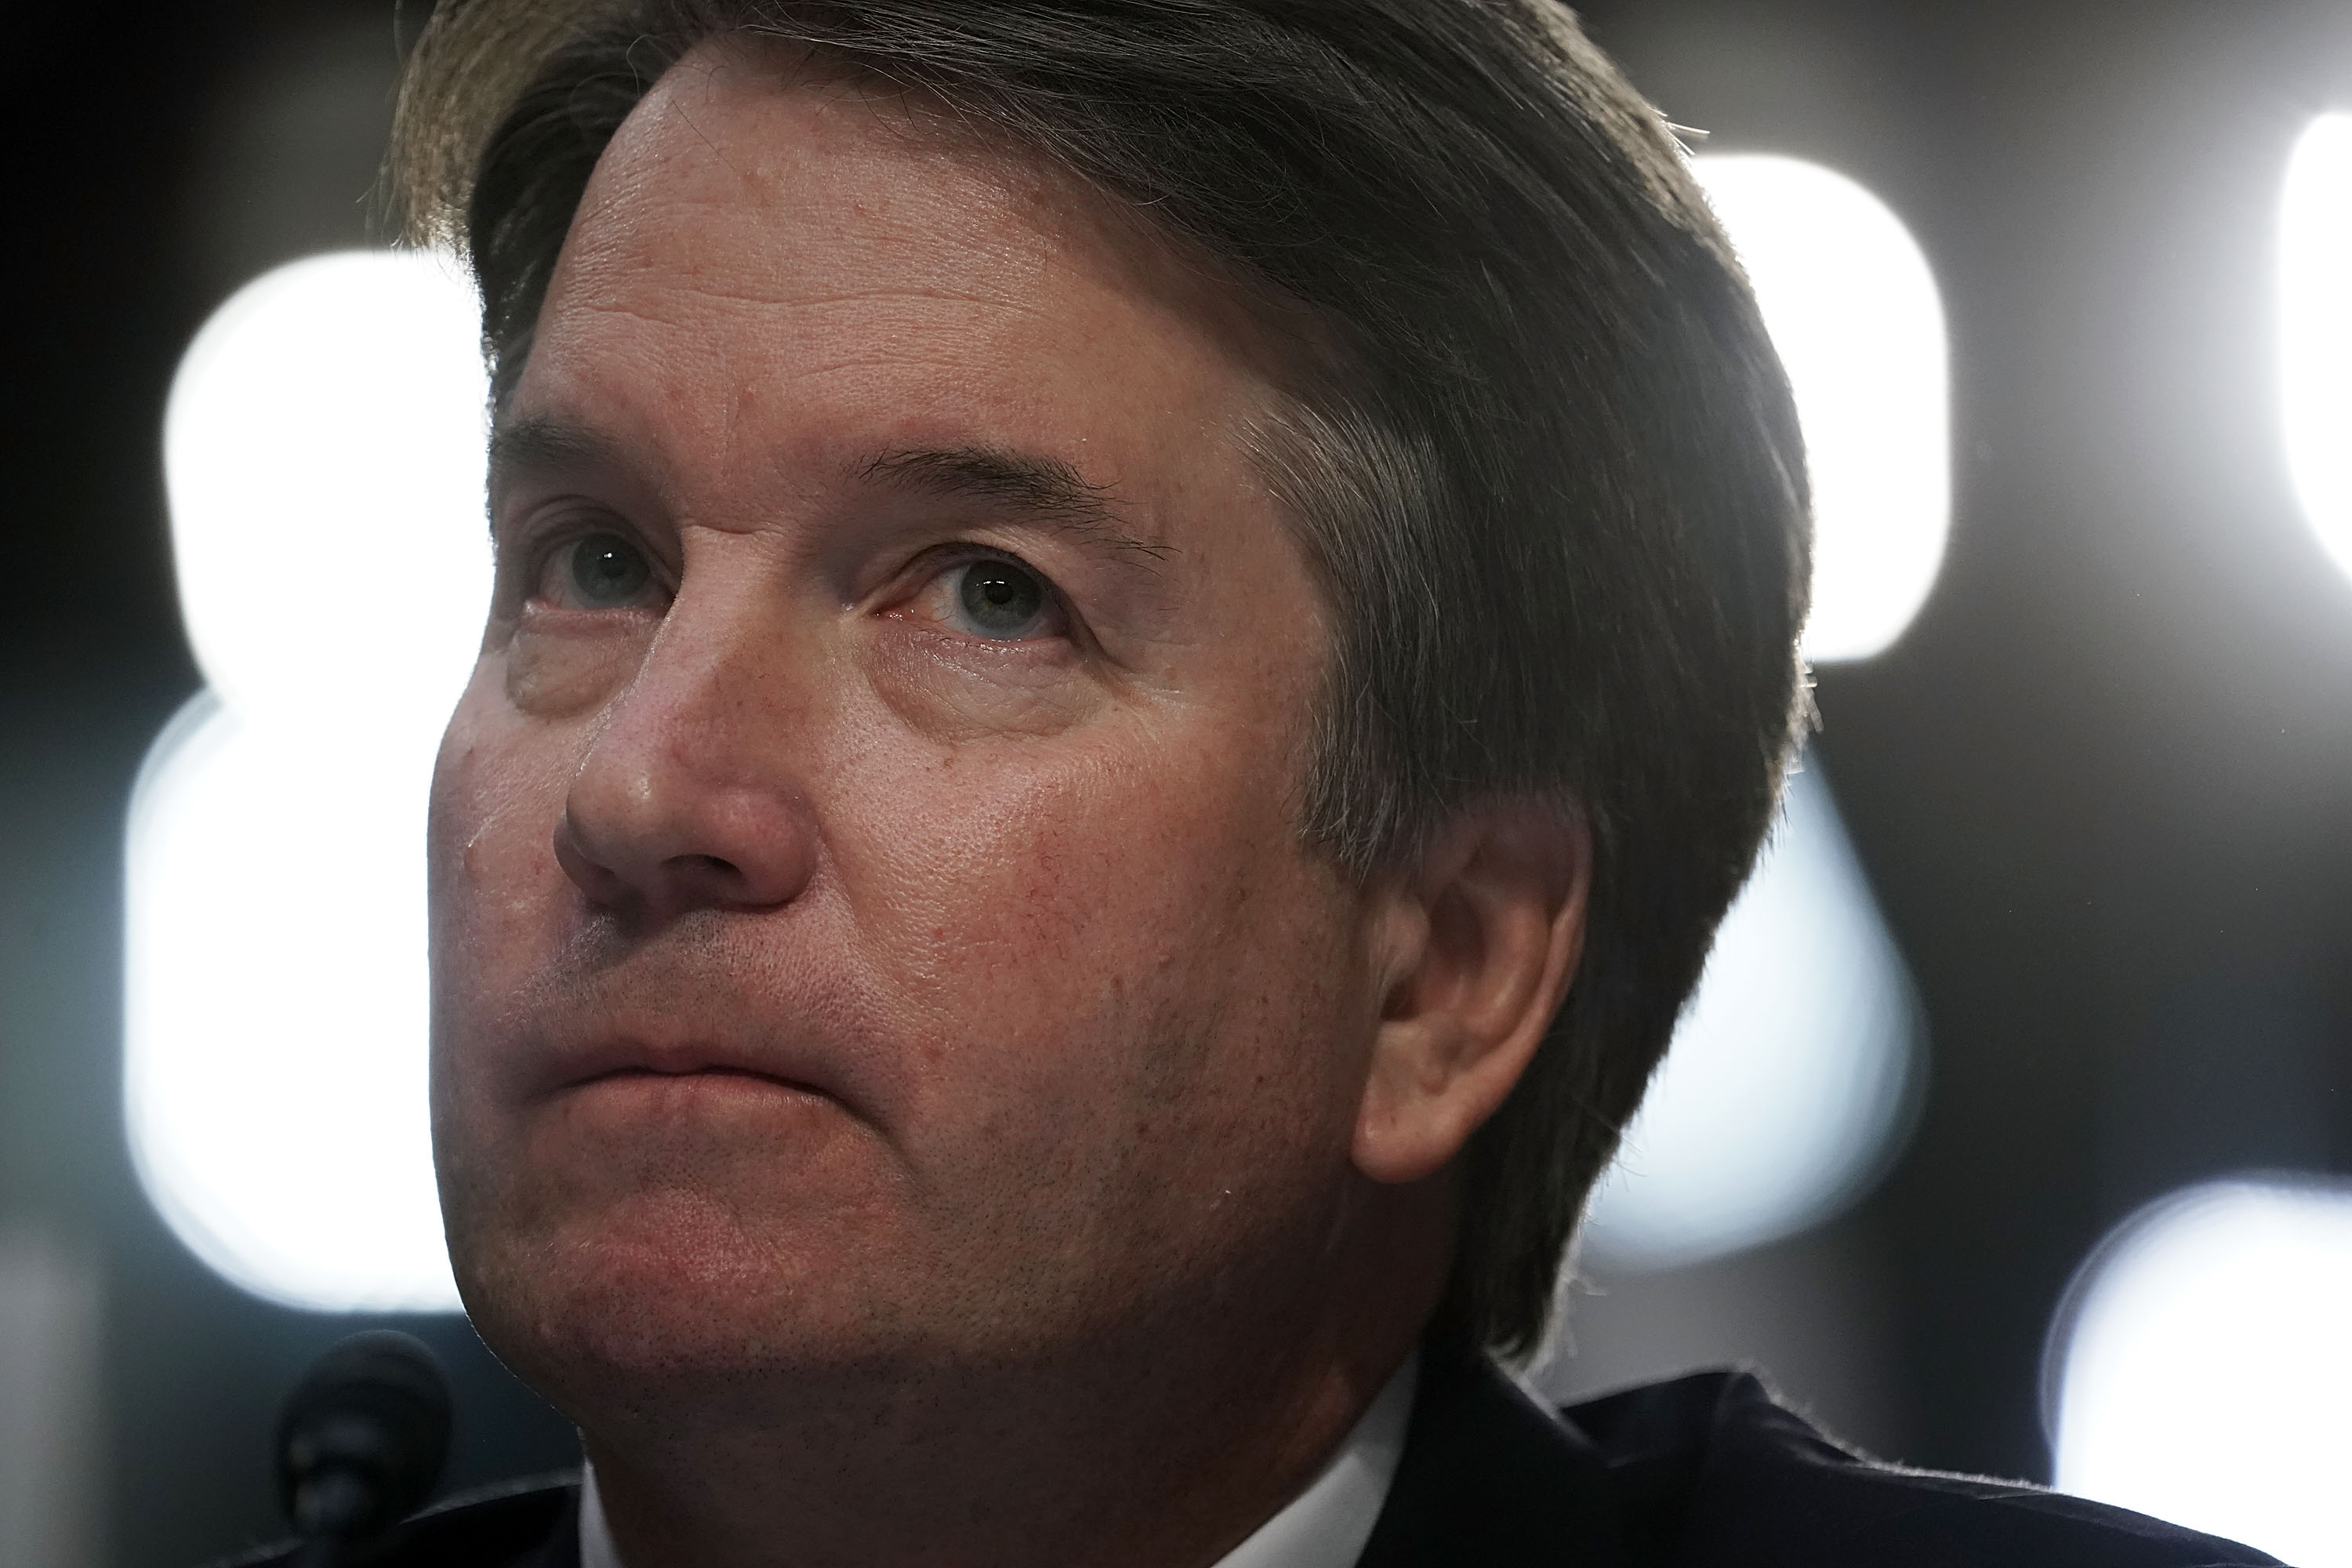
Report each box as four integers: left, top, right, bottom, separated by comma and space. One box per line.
672, 852, 764, 908
673, 852, 741, 893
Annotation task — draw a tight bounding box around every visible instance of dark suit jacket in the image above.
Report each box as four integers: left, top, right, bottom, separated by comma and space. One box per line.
229, 1348, 2279, 1566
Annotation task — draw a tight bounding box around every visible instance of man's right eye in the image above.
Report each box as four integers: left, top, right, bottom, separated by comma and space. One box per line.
546, 531, 659, 609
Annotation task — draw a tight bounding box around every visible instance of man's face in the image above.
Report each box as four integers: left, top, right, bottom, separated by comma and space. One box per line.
429, 47, 1391, 1398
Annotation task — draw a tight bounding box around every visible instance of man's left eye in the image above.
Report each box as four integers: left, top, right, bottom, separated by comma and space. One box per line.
552, 531, 659, 608
946, 557, 1056, 641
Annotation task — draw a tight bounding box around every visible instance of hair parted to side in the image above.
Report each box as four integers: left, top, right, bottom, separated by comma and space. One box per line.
390, 0, 1812, 1362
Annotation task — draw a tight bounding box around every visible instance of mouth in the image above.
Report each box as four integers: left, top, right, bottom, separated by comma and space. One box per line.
550, 1037, 842, 1106
572, 1063, 829, 1095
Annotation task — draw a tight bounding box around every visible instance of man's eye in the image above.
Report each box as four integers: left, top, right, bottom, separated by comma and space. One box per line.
950, 558, 1051, 640
560, 532, 656, 608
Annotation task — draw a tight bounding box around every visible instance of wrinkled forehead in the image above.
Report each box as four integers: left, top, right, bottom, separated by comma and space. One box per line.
559, 31, 1338, 399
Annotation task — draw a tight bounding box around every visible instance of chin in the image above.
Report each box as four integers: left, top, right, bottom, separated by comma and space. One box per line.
456, 1184, 925, 1404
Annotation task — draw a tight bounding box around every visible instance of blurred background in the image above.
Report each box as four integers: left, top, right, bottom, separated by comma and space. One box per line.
5, 1, 2351, 1563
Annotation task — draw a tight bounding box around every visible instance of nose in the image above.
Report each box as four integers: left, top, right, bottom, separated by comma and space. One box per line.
554, 623, 818, 928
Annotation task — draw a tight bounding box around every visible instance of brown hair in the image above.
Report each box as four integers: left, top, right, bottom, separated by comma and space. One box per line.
390, 0, 1811, 1360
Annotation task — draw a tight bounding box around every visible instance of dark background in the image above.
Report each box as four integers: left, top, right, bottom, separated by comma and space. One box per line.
4, 2, 2350, 1563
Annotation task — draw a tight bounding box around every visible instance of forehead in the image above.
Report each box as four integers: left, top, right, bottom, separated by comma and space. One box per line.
519, 39, 1317, 454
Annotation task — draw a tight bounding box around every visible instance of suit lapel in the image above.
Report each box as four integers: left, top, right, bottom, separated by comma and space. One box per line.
1355, 1347, 1637, 1568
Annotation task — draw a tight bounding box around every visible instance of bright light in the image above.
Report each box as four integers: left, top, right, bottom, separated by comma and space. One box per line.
164, 250, 491, 735
1581, 760, 1920, 1271
2283, 113, 2352, 574
128, 250, 490, 1312
1695, 155, 1951, 662
2049, 1177, 2352, 1566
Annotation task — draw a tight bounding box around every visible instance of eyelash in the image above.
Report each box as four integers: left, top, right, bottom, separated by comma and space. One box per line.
891, 546, 1075, 645
499, 511, 663, 608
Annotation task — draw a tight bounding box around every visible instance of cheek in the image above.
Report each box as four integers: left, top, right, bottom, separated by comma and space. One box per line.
428, 664, 582, 1066
833, 710, 1359, 1187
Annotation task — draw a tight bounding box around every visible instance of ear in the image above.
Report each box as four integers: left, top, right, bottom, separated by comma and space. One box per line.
1352, 800, 1592, 1185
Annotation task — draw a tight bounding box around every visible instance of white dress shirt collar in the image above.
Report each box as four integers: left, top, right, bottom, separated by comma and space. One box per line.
577, 1352, 1419, 1568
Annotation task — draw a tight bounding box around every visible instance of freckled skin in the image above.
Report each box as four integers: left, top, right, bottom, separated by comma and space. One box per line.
426, 42, 1563, 1568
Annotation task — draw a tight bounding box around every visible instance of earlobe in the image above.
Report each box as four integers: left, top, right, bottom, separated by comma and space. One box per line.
1351, 800, 1591, 1185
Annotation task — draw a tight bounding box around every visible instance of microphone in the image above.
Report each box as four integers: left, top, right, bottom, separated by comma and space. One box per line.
274, 1330, 452, 1566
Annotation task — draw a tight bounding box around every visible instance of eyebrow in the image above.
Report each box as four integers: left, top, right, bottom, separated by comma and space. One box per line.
488, 416, 619, 485
858, 445, 1173, 570
487, 419, 1172, 570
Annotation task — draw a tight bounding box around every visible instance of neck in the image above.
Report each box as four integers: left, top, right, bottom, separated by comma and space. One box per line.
577, 1254, 1436, 1568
